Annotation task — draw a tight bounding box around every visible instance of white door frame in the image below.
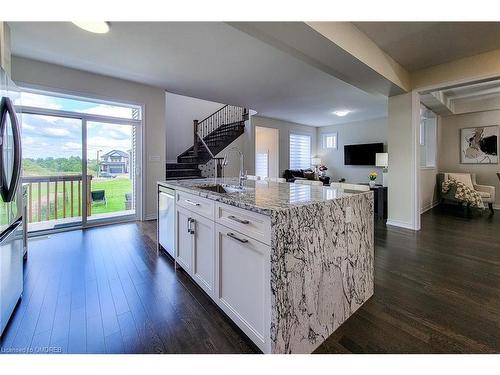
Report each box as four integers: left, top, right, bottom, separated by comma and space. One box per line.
17, 99, 143, 233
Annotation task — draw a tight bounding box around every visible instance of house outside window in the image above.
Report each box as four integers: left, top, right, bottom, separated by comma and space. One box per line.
99, 150, 130, 174
289, 133, 311, 170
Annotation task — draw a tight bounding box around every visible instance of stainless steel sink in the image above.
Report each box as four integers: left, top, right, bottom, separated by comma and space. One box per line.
197, 184, 245, 194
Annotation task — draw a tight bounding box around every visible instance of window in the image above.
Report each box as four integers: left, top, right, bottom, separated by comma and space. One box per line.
420, 106, 437, 168
322, 132, 338, 149
289, 133, 311, 170
20, 90, 141, 120
255, 152, 269, 178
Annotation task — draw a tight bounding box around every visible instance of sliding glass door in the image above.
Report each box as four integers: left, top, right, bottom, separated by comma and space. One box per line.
22, 113, 83, 232
86, 121, 136, 222
20, 90, 141, 233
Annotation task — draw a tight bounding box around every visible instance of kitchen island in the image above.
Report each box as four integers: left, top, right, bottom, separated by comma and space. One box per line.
157, 178, 374, 354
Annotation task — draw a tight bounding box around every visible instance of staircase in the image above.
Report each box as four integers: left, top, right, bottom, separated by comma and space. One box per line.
166, 104, 248, 180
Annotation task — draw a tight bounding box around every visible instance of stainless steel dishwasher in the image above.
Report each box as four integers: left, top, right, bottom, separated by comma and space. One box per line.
157, 185, 175, 259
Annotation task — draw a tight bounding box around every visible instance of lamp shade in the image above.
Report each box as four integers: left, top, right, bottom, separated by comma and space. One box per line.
311, 157, 321, 166
375, 153, 388, 167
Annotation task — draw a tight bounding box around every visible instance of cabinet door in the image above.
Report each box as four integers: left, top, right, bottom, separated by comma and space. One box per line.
192, 214, 215, 297
175, 206, 193, 274
215, 224, 271, 353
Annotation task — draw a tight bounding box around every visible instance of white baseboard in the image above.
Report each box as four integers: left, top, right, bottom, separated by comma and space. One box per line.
494, 205, 500, 211
420, 200, 440, 214
386, 219, 417, 230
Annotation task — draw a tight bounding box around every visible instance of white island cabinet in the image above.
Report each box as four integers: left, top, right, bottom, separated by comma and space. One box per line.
160, 178, 374, 354
175, 193, 216, 298
174, 189, 272, 352
214, 213, 271, 353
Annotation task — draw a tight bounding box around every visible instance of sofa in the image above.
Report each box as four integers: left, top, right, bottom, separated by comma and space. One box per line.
437, 172, 495, 214
283, 169, 314, 182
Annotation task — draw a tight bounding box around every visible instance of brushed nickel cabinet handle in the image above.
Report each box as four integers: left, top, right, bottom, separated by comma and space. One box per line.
227, 232, 248, 243
185, 199, 200, 207
188, 218, 195, 235
228, 215, 250, 224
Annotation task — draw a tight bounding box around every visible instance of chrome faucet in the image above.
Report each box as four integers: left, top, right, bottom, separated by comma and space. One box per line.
222, 147, 247, 188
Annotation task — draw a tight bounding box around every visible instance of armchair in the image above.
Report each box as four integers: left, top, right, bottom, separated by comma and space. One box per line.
437, 173, 495, 214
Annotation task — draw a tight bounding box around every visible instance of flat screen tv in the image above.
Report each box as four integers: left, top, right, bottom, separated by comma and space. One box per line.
344, 143, 384, 166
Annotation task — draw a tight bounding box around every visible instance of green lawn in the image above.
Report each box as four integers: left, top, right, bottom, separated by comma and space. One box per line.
25, 177, 133, 222
90, 178, 133, 215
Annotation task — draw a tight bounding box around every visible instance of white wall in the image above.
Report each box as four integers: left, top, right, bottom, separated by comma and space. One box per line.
439, 109, 500, 207
255, 126, 279, 178
420, 168, 439, 213
165, 92, 224, 162
419, 110, 439, 213
0, 22, 11, 74
198, 132, 247, 178
12, 56, 166, 220
387, 92, 420, 230
250, 116, 317, 177
317, 118, 387, 185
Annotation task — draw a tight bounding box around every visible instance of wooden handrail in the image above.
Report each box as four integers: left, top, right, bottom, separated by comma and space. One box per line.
22, 174, 93, 224
22, 175, 91, 183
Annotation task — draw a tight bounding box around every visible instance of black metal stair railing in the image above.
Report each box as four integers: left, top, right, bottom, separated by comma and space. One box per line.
193, 105, 248, 158
198, 105, 246, 139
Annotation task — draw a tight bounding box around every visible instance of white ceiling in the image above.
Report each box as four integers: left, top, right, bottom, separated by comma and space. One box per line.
354, 22, 500, 72
9, 22, 387, 127
442, 79, 500, 100
423, 78, 500, 115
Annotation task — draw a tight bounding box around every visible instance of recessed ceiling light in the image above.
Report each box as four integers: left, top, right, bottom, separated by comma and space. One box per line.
333, 110, 350, 117
72, 22, 110, 34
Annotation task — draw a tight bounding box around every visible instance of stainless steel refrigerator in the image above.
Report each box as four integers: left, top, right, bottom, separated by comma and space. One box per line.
0, 66, 24, 337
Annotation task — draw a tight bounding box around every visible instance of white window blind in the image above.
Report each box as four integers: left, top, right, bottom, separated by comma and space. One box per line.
255, 152, 269, 178
289, 133, 311, 170
322, 132, 338, 149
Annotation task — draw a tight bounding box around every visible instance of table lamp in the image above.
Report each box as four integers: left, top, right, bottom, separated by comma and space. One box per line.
376, 153, 388, 187
311, 157, 321, 178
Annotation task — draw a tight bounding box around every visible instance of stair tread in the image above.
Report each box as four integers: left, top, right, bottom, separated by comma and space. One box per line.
176, 113, 246, 164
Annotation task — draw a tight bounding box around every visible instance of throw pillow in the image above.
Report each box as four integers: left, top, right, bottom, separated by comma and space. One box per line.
448, 173, 474, 190
303, 171, 316, 180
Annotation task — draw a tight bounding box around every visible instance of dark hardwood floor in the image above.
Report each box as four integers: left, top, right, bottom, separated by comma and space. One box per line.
1, 206, 499, 354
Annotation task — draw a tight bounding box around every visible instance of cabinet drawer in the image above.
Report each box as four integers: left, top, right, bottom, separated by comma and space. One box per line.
176, 191, 215, 220
216, 203, 271, 245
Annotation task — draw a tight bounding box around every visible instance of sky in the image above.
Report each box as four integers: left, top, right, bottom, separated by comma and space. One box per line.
20, 92, 136, 160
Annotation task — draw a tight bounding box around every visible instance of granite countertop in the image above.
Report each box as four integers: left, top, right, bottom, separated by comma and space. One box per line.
158, 178, 371, 216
